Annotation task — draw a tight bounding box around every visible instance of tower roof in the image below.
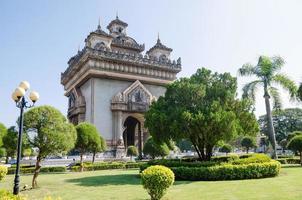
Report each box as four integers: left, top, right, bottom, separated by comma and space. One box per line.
107, 16, 128, 30
146, 37, 172, 54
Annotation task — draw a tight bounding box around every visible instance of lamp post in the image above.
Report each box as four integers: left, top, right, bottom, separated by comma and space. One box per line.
11, 81, 39, 195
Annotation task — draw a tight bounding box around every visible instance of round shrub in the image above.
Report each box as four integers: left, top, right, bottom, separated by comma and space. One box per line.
143, 137, 170, 159
0, 189, 25, 200
127, 145, 138, 158
287, 135, 302, 165
0, 165, 8, 181
141, 165, 175, 200
219, 144, 232, 155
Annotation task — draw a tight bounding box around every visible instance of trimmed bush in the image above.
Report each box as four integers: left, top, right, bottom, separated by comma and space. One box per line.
211, 154, 239, 163
7, 166, 66, 175
127, 146, 138, 159
0, 165, 8, 181
277, 157, 300, 164
141, 165, 175, 200
232, 154, 271, 165
71, 161, 145, 172
172, 161, 280, 181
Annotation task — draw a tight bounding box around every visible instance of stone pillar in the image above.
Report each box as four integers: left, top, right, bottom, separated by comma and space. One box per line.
115, 111, 125, 158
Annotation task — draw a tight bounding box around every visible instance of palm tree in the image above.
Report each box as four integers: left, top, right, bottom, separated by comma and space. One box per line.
238, 55, 297, 159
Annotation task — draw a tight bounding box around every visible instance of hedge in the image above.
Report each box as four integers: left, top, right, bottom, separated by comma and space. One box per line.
7, 166, 66, 174
0, 190, 25, 200
172, 161, 281, 181
71, 162, 145, 172
276, 158, 300, 165
231, 154, 271, 165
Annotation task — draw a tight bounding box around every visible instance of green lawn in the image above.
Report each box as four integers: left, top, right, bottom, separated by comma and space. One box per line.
1, 166, 302, 200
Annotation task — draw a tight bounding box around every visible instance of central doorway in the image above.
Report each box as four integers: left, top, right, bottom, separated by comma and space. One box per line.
123, 116, 142, 157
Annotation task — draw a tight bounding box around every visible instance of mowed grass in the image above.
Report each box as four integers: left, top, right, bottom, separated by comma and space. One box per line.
1, 167, 302, 200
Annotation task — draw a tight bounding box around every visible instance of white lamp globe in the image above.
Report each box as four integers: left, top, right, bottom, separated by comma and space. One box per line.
11, 91, 20, 102
29, 91, 39, 102
19, 81, 30, 91
14, 87, 25, 98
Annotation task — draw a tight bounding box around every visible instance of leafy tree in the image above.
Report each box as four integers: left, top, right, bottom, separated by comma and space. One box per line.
23, 106, 77, 188
75, 122, 103, 170
145, 68, 259, 161
23, 148, 32, 157
287, 131, 302, 142
279, 139, 287, 154
143, 137, 170, 159
2, 126, 28, 164
177, 139, 193, 152
287, 135, 302, 165
241, 136, 256, 154
219, 144, 233, 155
91, 136, 106, 163
239, 56, 297, 158
258, 108, 302, 142
0, 148, 6, 158
127, 145, 138, 160
0, 123, 7, 147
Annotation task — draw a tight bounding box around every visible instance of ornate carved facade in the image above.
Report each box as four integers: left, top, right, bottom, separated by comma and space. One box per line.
61, 16, 181, 157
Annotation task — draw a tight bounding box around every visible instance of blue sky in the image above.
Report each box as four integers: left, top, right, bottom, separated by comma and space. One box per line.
1, 0, 301, 127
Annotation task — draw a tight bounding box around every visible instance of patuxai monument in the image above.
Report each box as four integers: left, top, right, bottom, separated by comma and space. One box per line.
61, 16, 182, 157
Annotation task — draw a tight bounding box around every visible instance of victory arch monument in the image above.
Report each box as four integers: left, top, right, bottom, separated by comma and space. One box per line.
61, 16, 181, 157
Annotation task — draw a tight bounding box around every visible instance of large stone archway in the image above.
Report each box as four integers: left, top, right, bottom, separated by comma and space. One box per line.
111, 80, 154, 157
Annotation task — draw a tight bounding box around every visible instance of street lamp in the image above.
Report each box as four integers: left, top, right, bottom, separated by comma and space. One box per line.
11, 81, 39, 195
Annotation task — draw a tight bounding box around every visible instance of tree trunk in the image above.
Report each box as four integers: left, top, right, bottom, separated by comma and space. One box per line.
264, 84, 278, 159
300, 151, 302, 166
5, 156, 9, 164
80, 153, 84, 172
92, 151, 95, 164
246, 148, 249, 154
32, 156, 41, 188
205, 145, 213, 161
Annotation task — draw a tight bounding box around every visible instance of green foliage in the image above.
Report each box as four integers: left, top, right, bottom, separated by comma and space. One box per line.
0, 148, 6, 157
287, 135, 302, 158
232, 154, 271, 165
0, 165, 8, 181
2, 126, 28, 160
7, 166, 66, 174
127, 145, 138, 157
211, 154, 239, 162
0, 190, 25, 200
258, 108, 302, 142
23, 148, 32, 157
143, 137, 170, 159
0, 122, 7, 147
276, 158, 300, 165
145, 68, 259, 161
241, 136, 256, 153
141, 165, 175, 200
71, 161, 145, 172
171, 161, 280, 181
219, 144, 233, 154
23, 105, 76, 188
24, 106, 77, 159
75, 122, 103, 154
177, 139, 193, 152
298, 83, 302, 101
287, 131, 302, 142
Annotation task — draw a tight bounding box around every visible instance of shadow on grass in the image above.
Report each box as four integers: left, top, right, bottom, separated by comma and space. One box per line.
66, 174, 142, 186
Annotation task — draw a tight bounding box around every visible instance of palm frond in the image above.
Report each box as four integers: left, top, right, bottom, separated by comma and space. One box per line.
271, 55, 285, 72
272, 73, 298, 100
238, 63, 258, 77
268, 87, 282, 110
242, 80, 263, 104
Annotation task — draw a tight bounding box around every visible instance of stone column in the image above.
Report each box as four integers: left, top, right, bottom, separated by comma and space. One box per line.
115, 111, 125, 158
